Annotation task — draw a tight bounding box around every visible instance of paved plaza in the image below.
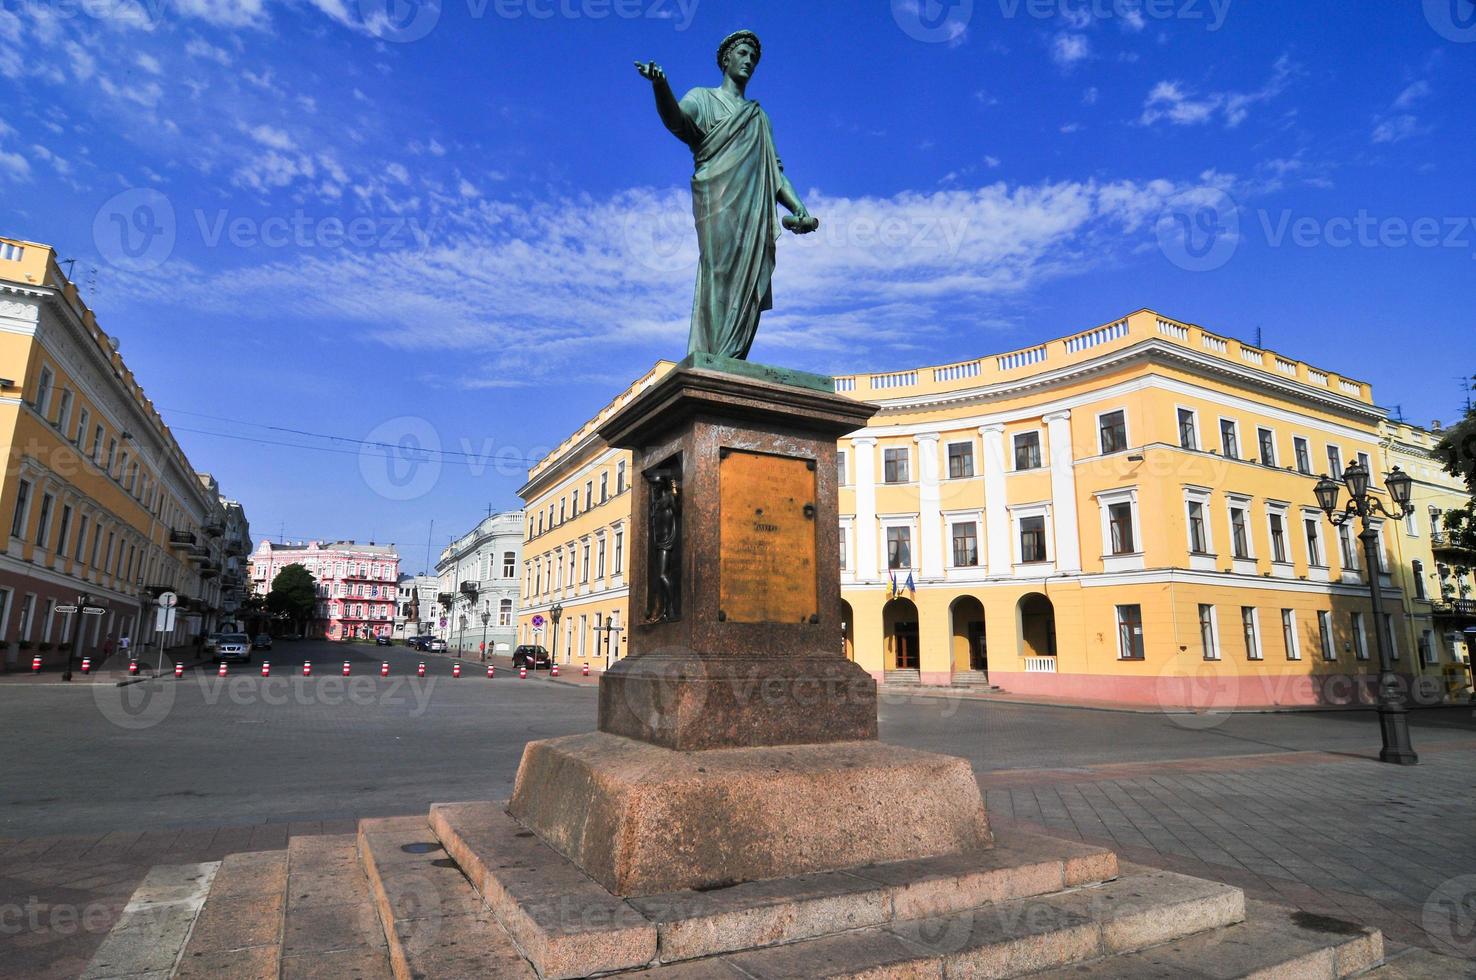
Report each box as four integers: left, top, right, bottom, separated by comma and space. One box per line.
2, 641, 1474, 975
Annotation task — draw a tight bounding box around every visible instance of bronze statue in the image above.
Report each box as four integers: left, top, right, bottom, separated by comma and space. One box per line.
636, 30, 818, 361
646, 473, 682, 622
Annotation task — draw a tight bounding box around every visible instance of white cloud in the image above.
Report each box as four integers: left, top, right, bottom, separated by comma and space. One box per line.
1393, 80, 1430, 109
1052, 34, 1090, 68
170, 0, 267, 28
984, 155, 1000, 168
1140, 55, 1295, 128
185, 39, 233, 66
63, 41, 96, 81
1060, 122, 1082, 134
1371, 114, 1424, 145
1082, 86, 1099, 106
135, 52, 162, 75
249, 124, 295, 150
1120, 8, 1146, 31
458, 178, 479, 198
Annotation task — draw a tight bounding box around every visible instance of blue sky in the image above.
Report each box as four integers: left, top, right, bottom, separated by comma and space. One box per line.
2, 0, 1472, 567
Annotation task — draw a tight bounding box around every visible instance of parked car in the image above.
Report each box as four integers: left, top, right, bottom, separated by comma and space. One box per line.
406, 635, 428, 650
512, 645, 551, 670
252, 634, 273, 650
375, 634, 391, 647
203, 633, 222, 654
429, 638, 448, 653
216, 633, 252, 663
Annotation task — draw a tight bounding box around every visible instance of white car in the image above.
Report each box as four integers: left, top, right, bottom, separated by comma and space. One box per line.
429, 638, 448, 653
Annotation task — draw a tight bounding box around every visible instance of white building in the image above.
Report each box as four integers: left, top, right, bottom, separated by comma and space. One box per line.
393, 573, 440, 640
435, 510, 523, 657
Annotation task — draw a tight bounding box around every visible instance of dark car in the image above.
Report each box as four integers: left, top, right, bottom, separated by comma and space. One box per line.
406, 635, 430, 650
375, 634, 391, 647
252, 634, 273, 651
512, 645, 551, 670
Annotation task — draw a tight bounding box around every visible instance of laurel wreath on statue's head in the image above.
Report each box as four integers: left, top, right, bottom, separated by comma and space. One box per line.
716, 30, 762, 70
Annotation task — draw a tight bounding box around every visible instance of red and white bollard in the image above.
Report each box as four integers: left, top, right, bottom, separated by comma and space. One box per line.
129, 660, 140, 676
417, 662, 426, 678
550, 663, 560, 677
582, 663, 589, 677
174, 662, 184, 678
452, 663, 462, 678
303, 661, 312, 676
81, 657, 92, 674
261, 662, 271, 677
380, 662, 390, 677
31, 655, 42, 672
217, 662, 228, 677
342, 661, 351, 677
519, 665, 527, 679
487, 664, 495, 678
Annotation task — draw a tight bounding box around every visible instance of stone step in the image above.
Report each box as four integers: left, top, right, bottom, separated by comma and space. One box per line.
883, 669, 921, 686
430, 800, 1119, 976
355, 814, 535, 979
273, 833, 394, 979
1358, 945, 1476, 978
624, 867, 1244, 978
950, 670, 993, 687
173, 850, 287, 979
1026, 898, 1384, 978
80, 861, 221, 980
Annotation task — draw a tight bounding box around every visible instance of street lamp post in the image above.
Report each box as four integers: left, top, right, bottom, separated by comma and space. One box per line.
1314, 461, 1418, 765
550, 603, 564, 664
481, 611, 490, 661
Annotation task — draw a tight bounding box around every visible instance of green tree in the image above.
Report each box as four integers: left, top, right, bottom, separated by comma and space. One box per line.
267, 564, 318, 634
1435, 378, 1476, 553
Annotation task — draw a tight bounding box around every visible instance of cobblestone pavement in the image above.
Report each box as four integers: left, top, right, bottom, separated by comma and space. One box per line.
2, 654, 1473, 975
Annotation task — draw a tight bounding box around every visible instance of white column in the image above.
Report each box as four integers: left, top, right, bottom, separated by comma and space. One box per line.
851, 437, 879, 581
915, 432, 943, 579
1044, 411, 1082, 572
980, 425, 1011, 574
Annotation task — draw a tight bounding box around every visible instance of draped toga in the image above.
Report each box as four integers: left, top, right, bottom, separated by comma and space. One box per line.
667, 87, 784, 361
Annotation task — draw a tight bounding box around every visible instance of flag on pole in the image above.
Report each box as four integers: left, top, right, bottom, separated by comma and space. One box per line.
905, 571, 916, 595
889, 572, 898, 598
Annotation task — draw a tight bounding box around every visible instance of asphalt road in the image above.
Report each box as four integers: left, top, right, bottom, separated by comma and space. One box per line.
3, 638, 1474, 837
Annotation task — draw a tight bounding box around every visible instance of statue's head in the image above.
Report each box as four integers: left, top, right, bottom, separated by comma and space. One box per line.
716, 30, 761, 82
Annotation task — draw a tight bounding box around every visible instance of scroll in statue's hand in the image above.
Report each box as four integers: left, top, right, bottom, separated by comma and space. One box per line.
782, 214, 820, 234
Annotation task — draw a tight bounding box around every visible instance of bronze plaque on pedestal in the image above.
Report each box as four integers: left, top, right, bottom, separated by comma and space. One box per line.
719, 449, 817, 624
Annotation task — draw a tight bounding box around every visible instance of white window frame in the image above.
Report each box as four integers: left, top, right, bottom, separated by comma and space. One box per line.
838, 516, 855, 580
1255, 426, 1278, 467
1318, 609, 1335, 660
881, 446, 912, 485
1095, 487, 1143, 572
1198, 603, 1220, 661
944, 439, 976, 480
1419, 629, 1436, 665
1264, 501, 1293, 572
1382, 612, 1399, 661
880, 514, 919, 572
1175, 405, 1200, 451
942, 509, 983, 574
1226, 493, 1256, 572
1241, 606, 1262, 661
1291, 434, 1312, 475
837, 449, 849, 487
1183, 486, 1216, 572
1280, 608, 1301, 660
1011, 429, 1045, 471
1115, 604, 1145, 660
1095, 408, 1130, 456
1351, 611, 1368, 660
1218, 418, 1241, 459
1009, 502, 1054, 573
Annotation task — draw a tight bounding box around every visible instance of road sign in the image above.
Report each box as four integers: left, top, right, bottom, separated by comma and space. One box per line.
158, 591, 178, 609
531, 614, 545, 628
156, 605, 177, 632
82, 606, 106, 616
55, 604, 78, 614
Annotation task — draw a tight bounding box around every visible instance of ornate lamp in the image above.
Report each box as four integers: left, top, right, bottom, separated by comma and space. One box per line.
1385, 466, 1413, 511
1341, 460, 1370, 499
1313, 475, 1342, 517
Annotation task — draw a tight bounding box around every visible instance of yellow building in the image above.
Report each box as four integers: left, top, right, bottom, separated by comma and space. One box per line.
521, 310, 1437, 707
1380, 420, 1474, 697
1, 237, 238, 669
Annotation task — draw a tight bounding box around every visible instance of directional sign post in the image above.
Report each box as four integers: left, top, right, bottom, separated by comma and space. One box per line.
155, 592, 178, 675
55, 604, 78, 614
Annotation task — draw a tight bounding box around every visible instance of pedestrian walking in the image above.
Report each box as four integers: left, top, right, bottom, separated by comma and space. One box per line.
102, 636, 114, 664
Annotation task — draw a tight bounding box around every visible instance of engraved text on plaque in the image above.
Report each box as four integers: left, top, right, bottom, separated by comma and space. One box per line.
718, 449, 817, 623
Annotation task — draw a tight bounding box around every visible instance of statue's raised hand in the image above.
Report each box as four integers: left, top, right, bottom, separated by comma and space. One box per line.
635, 61, 666, 82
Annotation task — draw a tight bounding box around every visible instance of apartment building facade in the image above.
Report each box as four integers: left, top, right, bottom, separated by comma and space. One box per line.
249, 540, 400, 640
517, 311, 1457, 706
1, 237, 243, 668
435, 510, 522, 657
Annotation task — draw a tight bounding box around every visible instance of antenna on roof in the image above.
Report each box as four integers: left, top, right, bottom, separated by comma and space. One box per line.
1254, 326, 1262, 349
1389, 404, 1405, 423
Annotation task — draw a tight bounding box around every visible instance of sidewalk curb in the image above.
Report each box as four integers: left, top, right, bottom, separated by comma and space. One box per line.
889, 684, 1471, 715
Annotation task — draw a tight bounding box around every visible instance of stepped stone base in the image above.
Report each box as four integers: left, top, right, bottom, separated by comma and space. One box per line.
506, 732, 994, 896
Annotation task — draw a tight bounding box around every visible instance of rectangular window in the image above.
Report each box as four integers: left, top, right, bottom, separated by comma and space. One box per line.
1013, 432, 1041, 470
1020, 516, 1047, 563
951, 522, 979, 567
91, 425, 103, 462
18, 594, 34, 641
10, 479, 30, 538
1338, 524, 1357, 572
617, 460, 627, 494
584, 482, 592, 510
581, 542, 590, 582
503, 552, 516, 577
1281, 609, 1300, 660
1419, 630, 1436, 665
886, 526, 912, 570
34, 493, 53, 548
1257, 428, 1276, 466
1293, 437, 1311, 474
1108, 501, 1135, 554
559, 499, 566, 523
1116, 604, 1145, 659
1198, 604, 1219, 660
1318, 610, 1335, 660
1241, 607, 1261, 660
106, 439, 117, 473
837, 450, 847, 485
1357, 452, 1371, 480
596, 537, 607, 578
1230, 505, 1250, 559
1099, 410, 1127, 454
74, 515, 88, 561
75, 408, 89, 446
1187, 500, 1209, 553
56, 388, 71, 432
1305, 518, 1323, 566
1177, 409, 1198, 450
947, 442, 974, 479
1351, 612, 1367, 660
1220, 419, 1239, 458
1269, 513, 1287, 563
883, 448, 909, 483
614, 529, 624, 575
34, 366, 53, 416
839, 526, 848, 571
56, 505, 72, 556
600, 473, 609, 503
1327, 445, 1342, 476
499, 598, 512, 627
1382, 613, 1398, 660
1412, 560, 1426, 600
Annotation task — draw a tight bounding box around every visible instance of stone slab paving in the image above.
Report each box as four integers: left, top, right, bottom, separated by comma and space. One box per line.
980, 743, 1476, 961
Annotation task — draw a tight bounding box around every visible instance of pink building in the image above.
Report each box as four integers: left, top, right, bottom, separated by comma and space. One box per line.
249, 540, 400, 641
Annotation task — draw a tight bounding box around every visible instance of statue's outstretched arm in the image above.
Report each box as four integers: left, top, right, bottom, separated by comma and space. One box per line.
634, 61, 696, 144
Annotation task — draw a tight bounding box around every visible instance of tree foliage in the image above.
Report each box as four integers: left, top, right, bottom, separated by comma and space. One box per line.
266, 564, 318, 626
